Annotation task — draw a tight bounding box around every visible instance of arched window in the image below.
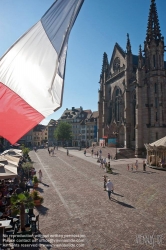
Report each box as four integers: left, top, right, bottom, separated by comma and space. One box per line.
115, 88, 121, 122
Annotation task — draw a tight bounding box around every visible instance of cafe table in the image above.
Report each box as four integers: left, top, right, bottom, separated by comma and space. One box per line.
0, 220, 11, 244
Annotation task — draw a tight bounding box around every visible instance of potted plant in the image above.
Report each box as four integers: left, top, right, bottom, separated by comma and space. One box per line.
22, 162, 33, 179
10, 191, 34, 232
30, 190, 44, 206
33, 175, 39, 188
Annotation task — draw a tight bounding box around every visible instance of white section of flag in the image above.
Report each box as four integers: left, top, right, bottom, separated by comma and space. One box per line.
0, 21, 62, 117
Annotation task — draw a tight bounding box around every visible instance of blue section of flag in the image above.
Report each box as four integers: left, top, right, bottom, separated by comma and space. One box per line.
41, 0, 84, 55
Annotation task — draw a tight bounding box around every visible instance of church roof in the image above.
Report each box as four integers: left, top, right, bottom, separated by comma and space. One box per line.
115, 43, 125, 57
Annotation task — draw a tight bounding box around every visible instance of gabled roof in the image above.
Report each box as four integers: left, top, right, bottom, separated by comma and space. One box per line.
60, 107, 81, 120
109, 43, 125, 70
48, 119, 58, 126
33, 124, 46, 132
91, 111, 99, 118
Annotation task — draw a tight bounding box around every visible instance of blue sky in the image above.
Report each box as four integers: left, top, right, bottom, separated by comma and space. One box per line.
0, 0, 166, 125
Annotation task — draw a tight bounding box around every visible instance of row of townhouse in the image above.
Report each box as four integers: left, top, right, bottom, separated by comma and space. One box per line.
3, 124, 48, 149
58, 107, 98, 147
2, 107, 98, 149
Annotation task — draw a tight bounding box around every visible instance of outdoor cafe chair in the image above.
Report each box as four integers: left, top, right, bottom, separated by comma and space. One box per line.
30, 214, 39, 233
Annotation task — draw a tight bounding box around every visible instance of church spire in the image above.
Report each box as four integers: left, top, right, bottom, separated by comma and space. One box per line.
126, 33, 131, 53
145, 0, 162, 45
100, 52, 109, 79
138, 45, 143, 69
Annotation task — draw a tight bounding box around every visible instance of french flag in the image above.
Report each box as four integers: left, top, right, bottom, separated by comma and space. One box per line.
0, 0, 84, 144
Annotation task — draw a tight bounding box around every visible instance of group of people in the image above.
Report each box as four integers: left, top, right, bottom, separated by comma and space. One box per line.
84, 148, 103, 158
48, 147, 56, 156
127, 160, 147, 171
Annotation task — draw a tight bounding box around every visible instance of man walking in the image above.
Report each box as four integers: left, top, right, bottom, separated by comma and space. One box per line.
106, 179, 114, 200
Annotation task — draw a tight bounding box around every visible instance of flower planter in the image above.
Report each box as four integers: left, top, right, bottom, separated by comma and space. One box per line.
34, 199, 41, 206
33, 183, 38, 188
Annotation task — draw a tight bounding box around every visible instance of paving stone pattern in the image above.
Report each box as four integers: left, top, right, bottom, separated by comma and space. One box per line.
29, 147, 166, 250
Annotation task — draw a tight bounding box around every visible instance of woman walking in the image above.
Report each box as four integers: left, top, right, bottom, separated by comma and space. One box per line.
38, 169, 43, 183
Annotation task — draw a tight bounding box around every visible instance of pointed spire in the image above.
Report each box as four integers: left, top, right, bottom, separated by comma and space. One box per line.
138, 45, 142, 58
138, 45, 143, 69
126, 33, 131, 53
101, 52, 109, 77
146, 0, 162, 44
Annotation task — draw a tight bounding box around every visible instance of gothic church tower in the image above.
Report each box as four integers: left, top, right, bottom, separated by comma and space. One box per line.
98, 0, 166, 157
135, 0, 166, 156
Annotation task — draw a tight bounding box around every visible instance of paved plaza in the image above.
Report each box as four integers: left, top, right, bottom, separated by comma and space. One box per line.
29, 147, 166, 250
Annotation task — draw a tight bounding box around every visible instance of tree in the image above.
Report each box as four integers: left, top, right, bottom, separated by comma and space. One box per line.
20, 144, 30, 157
10, 191, 34, 231
54, 122, 72, 144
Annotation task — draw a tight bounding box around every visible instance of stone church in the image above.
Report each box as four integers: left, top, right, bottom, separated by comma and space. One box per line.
98, 0, 166, 157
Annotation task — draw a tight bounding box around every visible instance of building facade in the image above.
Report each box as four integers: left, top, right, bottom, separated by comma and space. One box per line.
47, 119, 58, 146
98, 0, 166, 156
32, 124, 48, 146
59, 107, 98, 147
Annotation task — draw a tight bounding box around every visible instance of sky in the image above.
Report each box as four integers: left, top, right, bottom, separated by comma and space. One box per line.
0, 0, 166, 126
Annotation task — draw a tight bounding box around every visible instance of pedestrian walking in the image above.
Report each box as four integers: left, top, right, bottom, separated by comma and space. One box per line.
96, 151, 99, 158
127, 164, 130, 171
103, 175, 107, 191
131, 164, 133, 171
104, 162, 107, 173
100, 158, 103, 168
84, 149, 86, 156
143, 160, 146, 171
135, 160, 138, 170
108, 153, 111, 160
106, 179, 114, 199
91, 148, 94, 157
38, 169, 43, 183
99, 149, 102, 157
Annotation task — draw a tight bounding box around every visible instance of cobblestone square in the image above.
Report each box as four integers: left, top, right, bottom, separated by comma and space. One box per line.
30, 148, 166, 250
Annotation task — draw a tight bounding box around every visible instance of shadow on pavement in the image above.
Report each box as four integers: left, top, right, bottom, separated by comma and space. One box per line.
35, 205, 49, 215
41, 182, 49, 187
110, 197, 135, 208
111, 172, 120, 175
131, 171, 156, 174
112, 192, 124, 197
36, 187, 44, 193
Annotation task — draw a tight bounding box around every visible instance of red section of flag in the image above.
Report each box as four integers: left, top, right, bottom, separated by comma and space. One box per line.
0, 83, 44, 144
